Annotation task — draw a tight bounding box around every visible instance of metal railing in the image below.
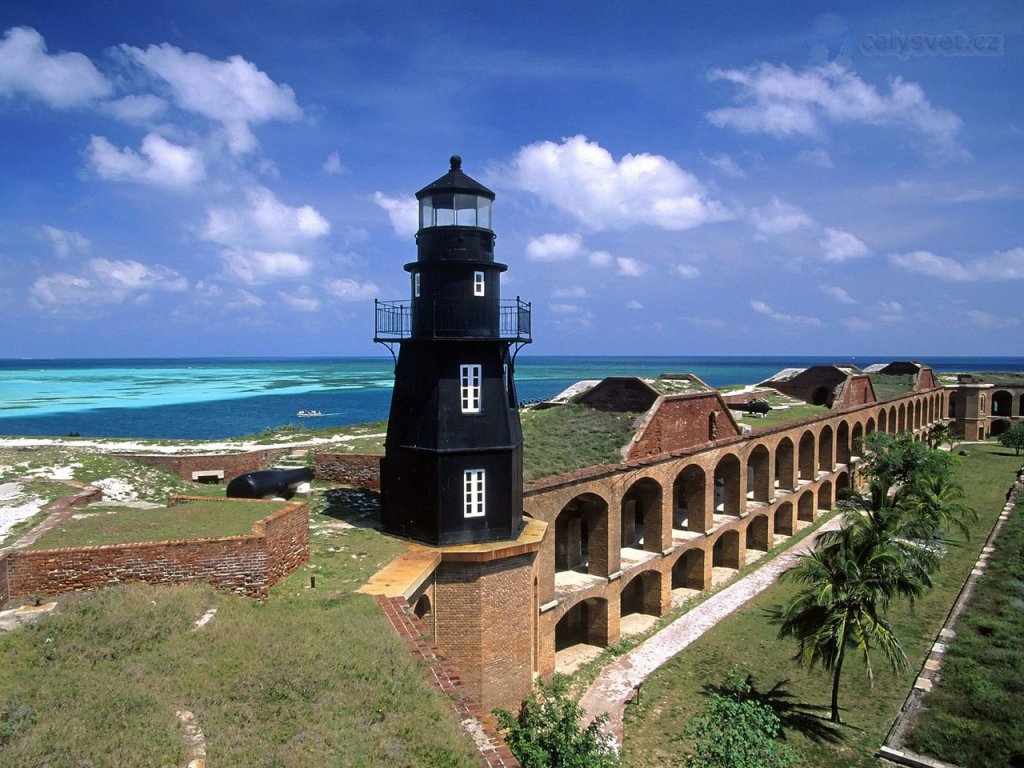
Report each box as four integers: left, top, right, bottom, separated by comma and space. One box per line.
374, 298, 531, 342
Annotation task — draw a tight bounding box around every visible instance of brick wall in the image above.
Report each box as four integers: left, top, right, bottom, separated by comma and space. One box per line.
3, 499, 308, 603
627, 393, 741, 459
315, 452, 382, 490
836, 375, 875, 408
0, 553, 9, 607
578, 377, 659, 413
129, 448, 290, 482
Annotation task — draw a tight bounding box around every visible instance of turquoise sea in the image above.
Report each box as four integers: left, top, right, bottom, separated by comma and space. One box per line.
1, 356, 1022, 440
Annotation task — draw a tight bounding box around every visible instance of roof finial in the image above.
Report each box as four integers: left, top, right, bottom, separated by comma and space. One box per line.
450, 155, 462, 171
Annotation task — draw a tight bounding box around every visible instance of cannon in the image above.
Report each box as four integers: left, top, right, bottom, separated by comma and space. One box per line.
226, 467, 314, 500
727, 399, 771, 415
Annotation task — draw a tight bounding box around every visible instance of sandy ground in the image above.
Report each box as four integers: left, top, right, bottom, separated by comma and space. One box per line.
578, 512, 844, 751
0, 432, 386, 455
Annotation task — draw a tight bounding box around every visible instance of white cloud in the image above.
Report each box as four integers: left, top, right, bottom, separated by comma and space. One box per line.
224, 289, 264, 311
705, 152, 746, 177
0, 26, 111, 108
978, 247, 1024, 280
30, 258, 186, 311
874, 300, 904, 322
88, 133, 205, 188
889, 250, 972, 281
966, 309, 1020, 329
819, 284, 857, 304
616, 256, 647, 276
549, 303, 581, 314
373, 192, 418, 238
325, 278, 379, 301
278, 287, 320, 312
124, 43, 302, 154
796, 148, 834, 168
553, 286, 586, 298
587, 250, 613, 267
103, 94, 168, 122
842, 316, 873, 331
749, 197, 813, 235
507, 135, 732, 231
218, 249, 312, 285
627, 300, 643, 310
40, 226, 90, 258
708, 62, 963, 156
750, 300, 821, 326
821, 228, 870, 262
674, 264, 701, 279
203, 186, 330, 249
525, 233, 582, 261
323, 152, 345, 175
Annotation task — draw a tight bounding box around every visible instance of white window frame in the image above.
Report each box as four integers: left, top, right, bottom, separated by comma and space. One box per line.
464, 469, 485, 518
412, 272, 420, 298
460, 363, 482, 414
473, 271, 485, 297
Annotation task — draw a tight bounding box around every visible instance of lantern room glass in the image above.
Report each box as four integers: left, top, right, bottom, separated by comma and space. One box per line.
419, 194, 492, 229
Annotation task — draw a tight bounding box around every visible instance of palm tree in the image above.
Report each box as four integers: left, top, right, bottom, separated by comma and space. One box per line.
899, 471, 976, 542
772, 484, 935, 724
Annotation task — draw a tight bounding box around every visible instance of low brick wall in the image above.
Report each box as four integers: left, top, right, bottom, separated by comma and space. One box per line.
128, 448, 291, 482
315, 453, 382, 490
3, 498, 308, 603
0, 553, 9, 607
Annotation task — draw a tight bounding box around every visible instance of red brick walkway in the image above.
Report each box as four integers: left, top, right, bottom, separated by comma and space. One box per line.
375, 596, 521, 768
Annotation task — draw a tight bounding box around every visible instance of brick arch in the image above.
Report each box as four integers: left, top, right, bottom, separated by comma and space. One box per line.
818, 424, 834, 472
673, 463, 707, 533
555, 597, 610, 650
620, 477, 663, 553
836, 421, 851, 464
889, 405, 898, 433
993, 390, 1013, 416
897, 403, 907, 433
746, 443, 772, 503
915, 399, 923, 429
671, 546, 707, 590
797, 490, 815, 523
745, 513, 771, 552
798, 430, 816, 481
775, 437, 796, 492
818, 480, 833, 512
851, 421, 864, 457
714, 453, 743, 518
711, 528, 742, 569
835, 470, 851, 499
554, 492, 609, 577
774, 501, 795, 536
619, 568, 664, 618
878, 408, 888, 433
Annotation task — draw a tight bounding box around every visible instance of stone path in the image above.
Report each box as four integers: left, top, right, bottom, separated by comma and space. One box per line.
579, 512, 845, 750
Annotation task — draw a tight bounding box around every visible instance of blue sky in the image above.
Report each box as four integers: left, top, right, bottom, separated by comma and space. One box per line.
1, 1, 1021, 358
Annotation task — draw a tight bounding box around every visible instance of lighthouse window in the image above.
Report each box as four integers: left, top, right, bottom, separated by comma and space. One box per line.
460, 364, 482, 413
412, 272, 420, 298
464, 469, 485, 518
473, 271, 485, 297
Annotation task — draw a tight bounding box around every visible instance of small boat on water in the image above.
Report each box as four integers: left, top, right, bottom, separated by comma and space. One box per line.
296, 410, 322, 417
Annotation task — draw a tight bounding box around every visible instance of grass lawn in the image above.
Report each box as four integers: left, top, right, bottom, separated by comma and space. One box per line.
868, 374, 916, 399
0, 484, 480, 768
521, 404, 639, 482
620, 443, 1023, 767
904, 496, 1024, 766
27, 499, 282, 549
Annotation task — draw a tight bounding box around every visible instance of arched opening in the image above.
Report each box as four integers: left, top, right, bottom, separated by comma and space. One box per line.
836, 422, 851, 464
672, 548, 706, 592
621, 478, 662, 552
714, 454, 742, 518
1020, 394, 1024, 415
993, 390, 1013, 416
745, 514, 770, 552
851, 422, 864, 458
914, 400, 923, 429
798, 491, 815, 523
835, 471, 851, 500
774, 502, 795, 536
897, 403, 906, 433
712, 529, 741, 570
948, 393, 958, 419
746, 445, 771, 503
818, 480, 833, 512
889, 406, 898, 433
620, 570, 663, 620
990, 419, 1012, 437
865, 417, 875, 437
878, 409, 888, 433
811, 385, 831, 406
775, 438, 795, 492
413, 594, 432, 620
673, 464, 706, 534
555, 598, 609, 651
818, 425, 834, 472
798, 430, 816, 481
555, 493, 608, 576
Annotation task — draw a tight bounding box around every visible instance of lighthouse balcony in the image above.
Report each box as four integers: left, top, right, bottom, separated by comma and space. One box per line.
374, 298, 531, 342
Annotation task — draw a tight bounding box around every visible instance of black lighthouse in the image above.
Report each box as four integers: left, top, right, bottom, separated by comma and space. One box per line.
375, 156, 532, 546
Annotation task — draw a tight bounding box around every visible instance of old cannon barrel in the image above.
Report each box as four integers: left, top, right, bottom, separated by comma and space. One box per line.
226, 467, 314, 500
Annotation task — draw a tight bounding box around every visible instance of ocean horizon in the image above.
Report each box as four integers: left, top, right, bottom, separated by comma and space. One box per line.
2, 355, 1022, 441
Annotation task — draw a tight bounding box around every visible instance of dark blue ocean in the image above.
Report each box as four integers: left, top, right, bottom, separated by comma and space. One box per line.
1, 356, 1022, 440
